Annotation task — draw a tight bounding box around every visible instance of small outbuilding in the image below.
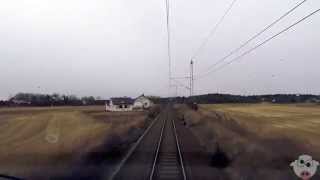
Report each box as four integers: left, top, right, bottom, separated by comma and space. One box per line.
105, 95, 154, 112
133, 94, 154, 110
106, 97, 134, 112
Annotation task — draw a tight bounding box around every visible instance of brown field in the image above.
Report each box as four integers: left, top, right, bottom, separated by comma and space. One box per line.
202, 103, 320, 149
175, 103, 320, 180
0, 106, 150, 179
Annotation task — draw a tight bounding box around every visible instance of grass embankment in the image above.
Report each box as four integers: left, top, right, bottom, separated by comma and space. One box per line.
0, 106, 154, 179
175, 103, 320, 180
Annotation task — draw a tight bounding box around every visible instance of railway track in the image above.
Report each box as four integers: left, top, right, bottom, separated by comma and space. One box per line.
149, 109, 186, 180
111, 106, 187, 180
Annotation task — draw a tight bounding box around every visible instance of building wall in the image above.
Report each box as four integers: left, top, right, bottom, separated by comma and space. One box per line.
134, 97, 153, 109
105, 97, 153, 112
106, 101, 133, 112
133, 101, 143, 108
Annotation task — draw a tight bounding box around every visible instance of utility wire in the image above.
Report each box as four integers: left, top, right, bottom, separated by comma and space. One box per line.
171, 76, 190, 79
172, 79, 191, 90
195, 8, 320, 80
165, 0, 172, 95
199, 0, 308, 75
166, 0, 171, 79
191, 0, 238, 60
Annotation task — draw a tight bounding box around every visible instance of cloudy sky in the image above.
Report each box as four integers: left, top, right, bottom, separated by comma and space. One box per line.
0, 0, 319, 99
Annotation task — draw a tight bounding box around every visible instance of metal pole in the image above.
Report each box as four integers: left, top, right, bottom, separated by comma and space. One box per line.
190, 60, 194, 97
192, 60, 194, 96
189, 61, 192, 97
175, 86, 178, 97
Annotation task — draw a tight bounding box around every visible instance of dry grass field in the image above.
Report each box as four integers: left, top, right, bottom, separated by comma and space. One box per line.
175, 103, 320, 180
0, 106, 149, 179
201, 103, 320, 149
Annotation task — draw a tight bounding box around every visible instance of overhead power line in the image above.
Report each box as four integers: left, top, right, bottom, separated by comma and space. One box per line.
195, 8, 320, 80
172, 79, 191, 90
200, 0, 308, 75
171, 76, 190, 79
165, 0, 172, 94
191, 0, 238, 60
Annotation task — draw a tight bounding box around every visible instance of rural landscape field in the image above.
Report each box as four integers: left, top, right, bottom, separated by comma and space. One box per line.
202, 103, 320, 148
0, 102, 319, 180
1, 0, 320, 179
176, 103, 320, 179
0, 106, 154, 179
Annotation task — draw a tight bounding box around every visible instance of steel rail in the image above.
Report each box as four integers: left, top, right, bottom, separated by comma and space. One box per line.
149, 107, 187, 180
108, 112, 163, 180
149, 112, 167, 180
172, 118, 187, 180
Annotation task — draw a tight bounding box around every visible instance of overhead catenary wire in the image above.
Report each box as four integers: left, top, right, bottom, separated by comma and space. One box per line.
165, 0, 173, 96
172, 79, 191, 90
191, 0, 238, 61
199, 0, 308, 75
195, 8, 320, 80
171, 76, 190, 79
165, 0, 191, 96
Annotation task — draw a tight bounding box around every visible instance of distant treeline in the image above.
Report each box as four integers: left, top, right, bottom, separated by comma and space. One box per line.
157, 94, 320, 104
1, 93, 319, 107
0, 93, 105, 107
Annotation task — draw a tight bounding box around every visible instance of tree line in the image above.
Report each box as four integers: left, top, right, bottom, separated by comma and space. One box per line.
0, 93, 105, 107
1, 93, 319, 107
157, 93, 320, 104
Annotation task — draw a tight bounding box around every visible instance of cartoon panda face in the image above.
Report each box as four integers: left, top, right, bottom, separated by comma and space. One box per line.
291, 155, 319, 180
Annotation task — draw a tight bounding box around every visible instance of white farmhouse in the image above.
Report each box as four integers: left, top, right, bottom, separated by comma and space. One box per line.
106, 97, 134, 112
105, 95, 154, 112
133, 95, 154, 110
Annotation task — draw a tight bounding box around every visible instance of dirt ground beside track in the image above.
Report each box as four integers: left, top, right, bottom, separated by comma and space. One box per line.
175, 103, 320, 180
0, 106, 157, 180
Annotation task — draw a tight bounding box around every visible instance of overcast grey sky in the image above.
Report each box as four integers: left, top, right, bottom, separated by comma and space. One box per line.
0, 0, 319, 99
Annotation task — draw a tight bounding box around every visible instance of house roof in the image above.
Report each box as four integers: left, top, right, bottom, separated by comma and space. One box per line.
111, 97, 134, 105
135, 94, 154, 102
135, 94, 145, 100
